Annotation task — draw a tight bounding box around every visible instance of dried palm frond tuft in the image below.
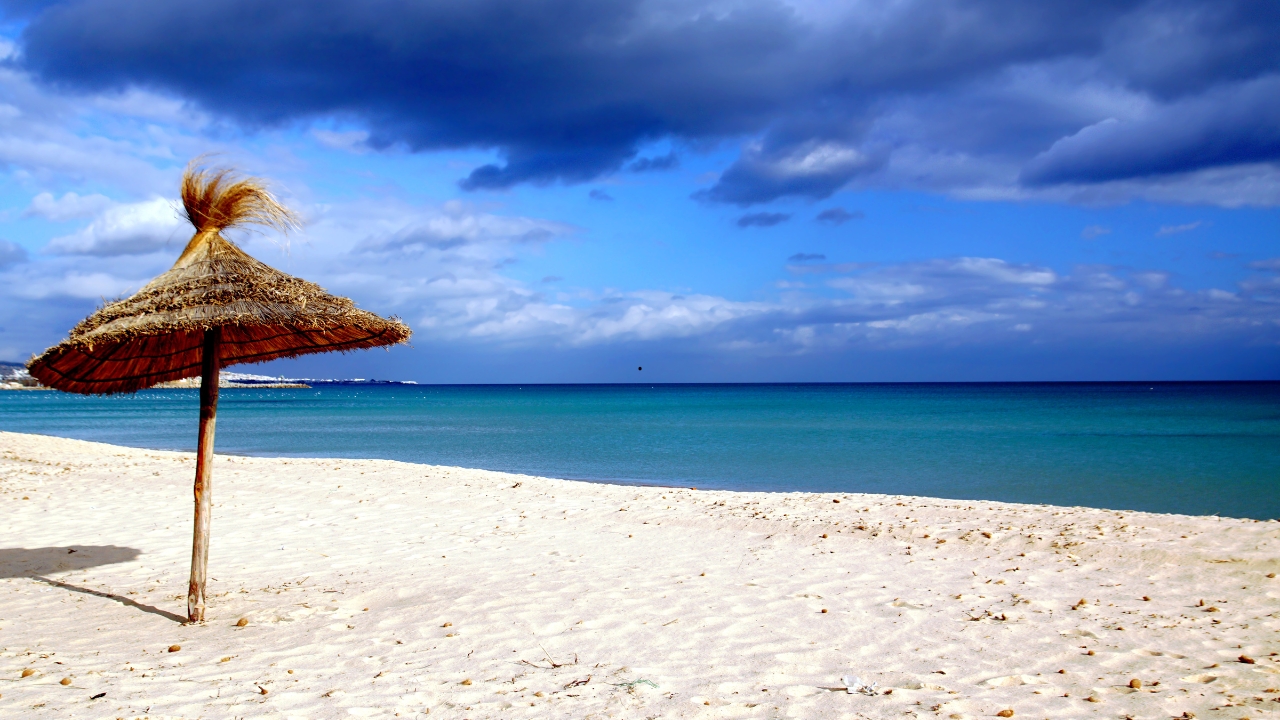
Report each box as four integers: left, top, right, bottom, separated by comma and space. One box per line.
180, 160, 300, 236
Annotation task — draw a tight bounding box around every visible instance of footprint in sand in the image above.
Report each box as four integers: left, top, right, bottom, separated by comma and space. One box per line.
901, 681, 947, 691
1132, 649, 1186, 659
981, 675, 1047, 687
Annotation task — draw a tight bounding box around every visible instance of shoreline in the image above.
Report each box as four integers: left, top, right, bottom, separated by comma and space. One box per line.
1, 431, 1277, 718
3, 431, 1276, 523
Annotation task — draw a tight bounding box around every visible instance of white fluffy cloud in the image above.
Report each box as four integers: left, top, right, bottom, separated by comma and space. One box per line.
24, 191, 113, 221
354, 200, 575, 254
44, 197, 185, 256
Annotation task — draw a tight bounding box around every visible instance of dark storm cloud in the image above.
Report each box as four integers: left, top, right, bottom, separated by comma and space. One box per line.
1021, 77, 1280, 185
627, 152, 679, 173
8, 0, 1280, 202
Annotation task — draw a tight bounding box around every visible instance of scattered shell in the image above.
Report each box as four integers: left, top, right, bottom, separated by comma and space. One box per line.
460, 679, 472, 686
168, 645, 181, 653
996, 709, 1014, 717
1204, 606, 1219, 613
1239, 655, 1256, 664
258, 685, 268, 695
235, 618, 248, 627
21, 669, 35, 678
60, 677, 71, 686
534, 691, 545, 697
1129, 679, 1142, 689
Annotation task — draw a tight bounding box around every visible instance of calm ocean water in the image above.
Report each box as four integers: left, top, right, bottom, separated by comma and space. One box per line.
1, 382, 1277, 519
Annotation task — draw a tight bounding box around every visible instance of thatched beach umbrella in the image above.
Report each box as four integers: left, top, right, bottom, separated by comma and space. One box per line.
28, 163, 411, 623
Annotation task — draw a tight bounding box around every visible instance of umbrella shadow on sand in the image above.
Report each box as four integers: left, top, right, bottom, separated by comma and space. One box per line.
0, 545, 186, 623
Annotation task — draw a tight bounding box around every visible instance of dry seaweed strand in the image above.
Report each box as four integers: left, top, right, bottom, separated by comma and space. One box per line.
28, 161, 410, 395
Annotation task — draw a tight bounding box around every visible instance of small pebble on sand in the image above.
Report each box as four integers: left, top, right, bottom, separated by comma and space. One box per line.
21, 668, 35, 677
168, 645, 181, 653
236, 618, 248, 627
441, 622, 452, 627
1086, 650, 1096, 656
996, 709, 1014, 717
1239, 655, 1256, 664
821, 608, 828, 613
1142, 596, 1151, 601
460, 679, 472, 685
60, 677, 71, 685
1130, 679, 1142, 689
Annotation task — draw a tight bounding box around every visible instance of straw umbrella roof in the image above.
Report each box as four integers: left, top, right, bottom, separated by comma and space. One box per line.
28, 165, 411, 395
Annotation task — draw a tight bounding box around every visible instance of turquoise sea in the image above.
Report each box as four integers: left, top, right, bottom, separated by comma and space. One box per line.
1, 382, 1277, 520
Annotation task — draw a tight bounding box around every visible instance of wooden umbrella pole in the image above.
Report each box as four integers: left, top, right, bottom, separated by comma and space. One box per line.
187, 327, 222, 623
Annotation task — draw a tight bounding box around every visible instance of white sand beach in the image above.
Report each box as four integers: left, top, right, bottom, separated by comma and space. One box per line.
1, 430, 1277, 719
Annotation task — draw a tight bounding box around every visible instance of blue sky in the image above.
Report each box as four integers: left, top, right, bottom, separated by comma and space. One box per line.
0, 0, 1277, 382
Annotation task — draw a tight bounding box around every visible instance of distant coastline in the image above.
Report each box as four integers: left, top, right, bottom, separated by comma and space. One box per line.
0, 361, 418, 390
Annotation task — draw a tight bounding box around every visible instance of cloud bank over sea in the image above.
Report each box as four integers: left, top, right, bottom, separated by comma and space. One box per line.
0, 0, 1276, 380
